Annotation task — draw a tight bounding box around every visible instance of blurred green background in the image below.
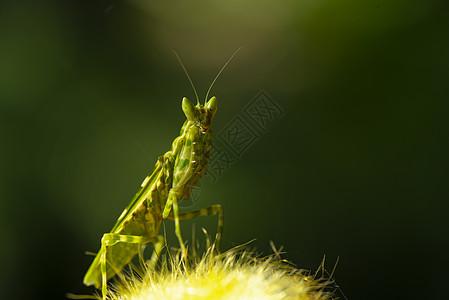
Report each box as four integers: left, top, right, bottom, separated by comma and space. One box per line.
1, 0, 448, 299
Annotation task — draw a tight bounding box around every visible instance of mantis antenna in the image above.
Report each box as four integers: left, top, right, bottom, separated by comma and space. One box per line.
173, 50, 200, 105
174, 46, 243, 105
204, 46, 243, 104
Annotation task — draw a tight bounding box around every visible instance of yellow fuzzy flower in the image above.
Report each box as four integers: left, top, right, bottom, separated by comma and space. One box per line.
101, 244, 333, 300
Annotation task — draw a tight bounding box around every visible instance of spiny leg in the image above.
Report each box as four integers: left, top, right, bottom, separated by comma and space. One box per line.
169, 204, 224, 252
100, 233, 146, 300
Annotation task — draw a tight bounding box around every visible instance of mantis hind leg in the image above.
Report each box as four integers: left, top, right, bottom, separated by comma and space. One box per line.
100, 234, 148, 300
169, 204, 224, 252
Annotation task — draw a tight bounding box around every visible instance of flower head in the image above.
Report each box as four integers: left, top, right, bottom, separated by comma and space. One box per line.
105, 245, 333, 300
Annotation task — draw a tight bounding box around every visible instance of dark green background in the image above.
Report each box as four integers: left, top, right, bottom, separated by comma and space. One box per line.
1, 1, 448, 299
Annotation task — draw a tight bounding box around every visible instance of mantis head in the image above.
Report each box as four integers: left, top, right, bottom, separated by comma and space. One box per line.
175, 47, 241, 132
182, 96, 217, 131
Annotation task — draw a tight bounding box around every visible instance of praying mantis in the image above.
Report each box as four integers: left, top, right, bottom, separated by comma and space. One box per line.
82, 50, 240, 299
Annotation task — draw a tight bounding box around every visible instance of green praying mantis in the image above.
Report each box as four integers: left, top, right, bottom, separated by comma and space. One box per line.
81, 49, 240, 299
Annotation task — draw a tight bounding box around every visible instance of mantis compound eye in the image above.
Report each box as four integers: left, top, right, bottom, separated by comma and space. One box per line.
206, 96, 217, 115
182, 97, 197, 122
